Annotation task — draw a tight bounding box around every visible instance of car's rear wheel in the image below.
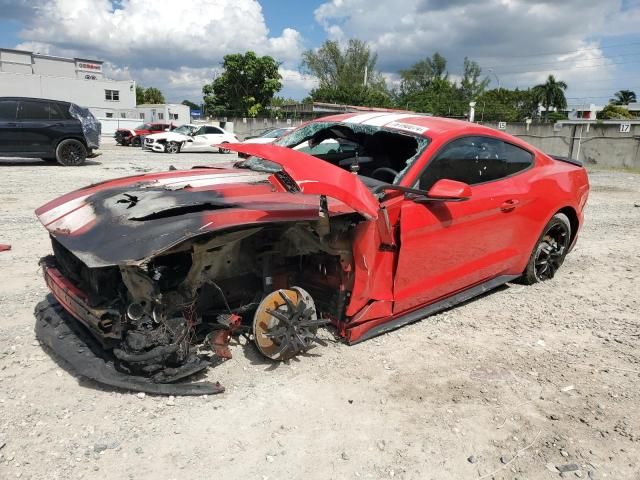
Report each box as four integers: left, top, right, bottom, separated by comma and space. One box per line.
218, 142, 230, 154
55, 139, 87, 166
165, 141, 181, 154
131, 137, 141, 147
520, 213, 571, 284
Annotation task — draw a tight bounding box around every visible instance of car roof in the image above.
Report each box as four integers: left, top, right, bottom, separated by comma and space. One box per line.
315, 112, 538, 152
0, 96, 72, 106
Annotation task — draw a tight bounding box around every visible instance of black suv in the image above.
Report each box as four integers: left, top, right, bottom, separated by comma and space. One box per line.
0, 97, 101, 166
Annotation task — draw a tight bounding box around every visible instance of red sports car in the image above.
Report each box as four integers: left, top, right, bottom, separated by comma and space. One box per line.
114, 122, 175, 147
35, 113, 589, 395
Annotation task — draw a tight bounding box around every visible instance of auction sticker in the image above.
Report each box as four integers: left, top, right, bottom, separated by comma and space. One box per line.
386, 122, 429, 134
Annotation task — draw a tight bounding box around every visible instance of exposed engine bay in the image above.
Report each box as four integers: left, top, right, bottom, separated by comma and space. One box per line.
37, 215, 358, 394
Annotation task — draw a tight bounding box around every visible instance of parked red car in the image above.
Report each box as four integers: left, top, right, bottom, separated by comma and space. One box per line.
114, 122, 175, 146
35, 113, 589, 395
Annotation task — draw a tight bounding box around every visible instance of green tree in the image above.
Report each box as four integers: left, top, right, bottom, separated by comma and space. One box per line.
143, 87, 165, 104
135, 85, 145, 105
597, 104, 633, 119
610, 90, 637, 105
301, 39, 389, 106
475, 88, 539, 122
202, 51, 282, 117
399, 52, 448, 96
181, 100, 200, 110
459, 57, 489, 102
532, 75, 568, 121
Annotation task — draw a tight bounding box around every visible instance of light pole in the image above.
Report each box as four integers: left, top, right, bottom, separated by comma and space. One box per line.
488, 68, 501, 89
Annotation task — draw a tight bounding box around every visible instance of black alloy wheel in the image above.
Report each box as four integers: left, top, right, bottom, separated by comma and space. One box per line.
55, 139, 87, 166
521, 213, 571, 284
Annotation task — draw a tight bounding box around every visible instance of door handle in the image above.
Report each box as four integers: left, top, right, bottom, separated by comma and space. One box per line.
501, 199, 519, 212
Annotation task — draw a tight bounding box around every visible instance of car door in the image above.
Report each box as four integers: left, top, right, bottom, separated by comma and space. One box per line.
393, 135, 534, 314
0, 99, 19, 153
181, 126, 207, 151
202, 126, 225, 151
16, 100, 70, 155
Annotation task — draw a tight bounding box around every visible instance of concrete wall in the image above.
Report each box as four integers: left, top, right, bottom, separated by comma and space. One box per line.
222, 117, 306, 140
479, 121, 640, 169
97, 118, 143, 136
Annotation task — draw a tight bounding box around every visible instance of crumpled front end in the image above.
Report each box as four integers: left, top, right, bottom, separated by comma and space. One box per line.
70, 103, 101, 150
34, 165, 375, 394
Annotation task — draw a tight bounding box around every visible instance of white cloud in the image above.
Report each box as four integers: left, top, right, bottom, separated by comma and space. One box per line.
10, 0, 306, 101
313, 0, 637, 99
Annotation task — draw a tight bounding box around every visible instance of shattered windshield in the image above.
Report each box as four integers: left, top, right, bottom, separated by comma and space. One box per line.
173, 125, 196, 135
272, 121, 429, 185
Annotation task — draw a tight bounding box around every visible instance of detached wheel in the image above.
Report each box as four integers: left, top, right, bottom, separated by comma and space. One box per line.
253, 287, 328, 361
131, 137, 141, 147
55, 139, 87, 166
521, 213, 571, 284
218, 142, 230, 154
165, 141, 181, 154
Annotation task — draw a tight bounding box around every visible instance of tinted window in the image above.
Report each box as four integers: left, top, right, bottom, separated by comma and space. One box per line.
0, 100, 18, 120
17, 101, 51, 120
418, 136, 534, 190
204, 126, 223, 134
49, 103, 68, 120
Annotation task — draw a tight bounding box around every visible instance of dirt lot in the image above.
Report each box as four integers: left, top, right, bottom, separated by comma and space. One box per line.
0, 141, 639, 480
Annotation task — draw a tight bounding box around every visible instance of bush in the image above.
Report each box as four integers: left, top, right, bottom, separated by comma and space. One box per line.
597, 104, 633, 120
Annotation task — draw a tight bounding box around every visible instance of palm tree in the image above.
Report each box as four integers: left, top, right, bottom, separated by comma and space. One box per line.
532, 75, 568, 121
610, 90, 637, 105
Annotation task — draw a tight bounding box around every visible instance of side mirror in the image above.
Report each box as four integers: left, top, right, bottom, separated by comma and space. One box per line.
426, 179, 472, 201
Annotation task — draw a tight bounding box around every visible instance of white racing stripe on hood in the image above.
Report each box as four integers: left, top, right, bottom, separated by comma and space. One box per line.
38, 194, 90, 226
363, 113, 421, 127
342, 112, 389, 124
142, 171, 270, 189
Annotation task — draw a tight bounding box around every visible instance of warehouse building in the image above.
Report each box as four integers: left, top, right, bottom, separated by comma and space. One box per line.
0, 48, 191, 131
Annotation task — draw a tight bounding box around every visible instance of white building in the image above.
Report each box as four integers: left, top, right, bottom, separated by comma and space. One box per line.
0, 48, 193, 134
136, 103, 190, 123
0, 48, 136, 117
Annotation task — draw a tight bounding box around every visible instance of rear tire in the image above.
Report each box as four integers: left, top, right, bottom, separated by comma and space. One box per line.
131, 137, 141, 147
55, 139, 87, 166
218, 142, 230, 154
520, 213, 571, 284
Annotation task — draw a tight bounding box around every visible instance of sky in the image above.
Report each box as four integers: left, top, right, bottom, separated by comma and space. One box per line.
1, 0, 639, 106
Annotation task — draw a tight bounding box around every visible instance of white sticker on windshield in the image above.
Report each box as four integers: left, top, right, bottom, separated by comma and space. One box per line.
386, 122, 429, 134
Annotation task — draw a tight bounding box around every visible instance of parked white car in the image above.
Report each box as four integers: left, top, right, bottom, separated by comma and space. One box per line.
144, 124, 238, 153
237, 127, 294, 157
242, 127, 294, 144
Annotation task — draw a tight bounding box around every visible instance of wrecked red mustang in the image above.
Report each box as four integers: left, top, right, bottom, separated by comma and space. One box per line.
34, 113, 589, 395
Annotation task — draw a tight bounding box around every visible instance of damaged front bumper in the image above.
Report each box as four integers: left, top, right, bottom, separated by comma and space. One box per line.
36, 261, 227, 395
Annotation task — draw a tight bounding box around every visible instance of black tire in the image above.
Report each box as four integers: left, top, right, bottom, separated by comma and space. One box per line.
131, 137, 141, 147
218, 142, 230, 154
165, 141, 181, 154
520, 213, 571, 284
55, 139, 87, 166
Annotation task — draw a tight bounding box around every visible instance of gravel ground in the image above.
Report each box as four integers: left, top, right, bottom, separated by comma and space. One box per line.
1, 141, 639, 480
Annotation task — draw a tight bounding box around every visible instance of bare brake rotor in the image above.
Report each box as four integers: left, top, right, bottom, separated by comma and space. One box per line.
253, 287, 328, 360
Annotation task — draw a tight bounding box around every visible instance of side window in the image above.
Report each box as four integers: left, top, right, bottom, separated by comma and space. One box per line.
0, 100, 18, 120
194, 126, 206, 135
49, 103, 67, 120
204, 126, 223, 134
418, 136, 533, 190
17, 101, 51, 120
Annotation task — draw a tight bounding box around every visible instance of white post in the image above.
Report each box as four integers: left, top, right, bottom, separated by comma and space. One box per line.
364, 65, 368, 87
468, 101, 476, 123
